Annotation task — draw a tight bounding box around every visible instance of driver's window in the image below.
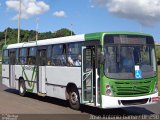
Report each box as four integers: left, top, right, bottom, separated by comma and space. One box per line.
120, 47, 134, 72
105, 46, 117, 73
141, 46, 150, 65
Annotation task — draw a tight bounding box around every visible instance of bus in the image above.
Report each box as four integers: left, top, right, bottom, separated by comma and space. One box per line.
2, 32, 159, 110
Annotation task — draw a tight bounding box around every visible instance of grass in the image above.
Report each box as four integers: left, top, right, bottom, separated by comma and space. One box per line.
0, 66, 1, 75
0, 63, 1, 76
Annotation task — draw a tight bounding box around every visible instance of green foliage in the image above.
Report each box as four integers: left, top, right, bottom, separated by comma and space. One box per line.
0, 27, 75, 50
53, 28, 75, 38
156, 45, 160, 65
38, 31, 53, 40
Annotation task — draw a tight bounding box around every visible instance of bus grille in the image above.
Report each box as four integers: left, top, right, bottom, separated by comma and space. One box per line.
120, 98, 149, 105
112, 80, 152, 96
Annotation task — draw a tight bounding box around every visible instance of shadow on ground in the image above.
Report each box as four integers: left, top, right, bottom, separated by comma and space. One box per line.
4, 88, 154, 116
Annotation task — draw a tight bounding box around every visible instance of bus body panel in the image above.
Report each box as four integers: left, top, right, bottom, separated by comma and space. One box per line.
38, 66, 46, 94
14, 65, 22, 90
15, 65, 23, 81
46, 66, 81, 88
2, 65, 10, 88
15, 80, 19, 90
10, 65, 16, 89
45, 85, 66, 100
45, 66, 81, 100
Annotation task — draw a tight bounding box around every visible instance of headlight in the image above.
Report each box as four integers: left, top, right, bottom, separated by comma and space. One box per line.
106, 84, 113, 96
153, 82, 158, 93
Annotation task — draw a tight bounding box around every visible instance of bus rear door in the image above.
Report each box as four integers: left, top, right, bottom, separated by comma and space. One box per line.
37, 49, 47, 96
2, 49, 10, 88
9, 49, 16, 88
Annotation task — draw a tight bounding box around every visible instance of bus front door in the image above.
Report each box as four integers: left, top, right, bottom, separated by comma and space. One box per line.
37, 49, 47, 96
81, 46, 100, 106
9, 50, 16, 88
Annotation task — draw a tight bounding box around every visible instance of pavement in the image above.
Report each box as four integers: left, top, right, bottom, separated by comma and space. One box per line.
0, 79, 160, 119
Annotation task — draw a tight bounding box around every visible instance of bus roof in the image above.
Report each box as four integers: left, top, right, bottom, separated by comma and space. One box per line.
85, 32, 152, 41
4, 32, 153, 49
6, 34, 85, 49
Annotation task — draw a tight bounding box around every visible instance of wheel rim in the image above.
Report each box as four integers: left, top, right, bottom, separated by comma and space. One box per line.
20, 83, 24, 93
70, 92, 78, 104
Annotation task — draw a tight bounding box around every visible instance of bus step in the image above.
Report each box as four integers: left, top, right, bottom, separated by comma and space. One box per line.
85, 103, 95, 106
38, 92, 46, 97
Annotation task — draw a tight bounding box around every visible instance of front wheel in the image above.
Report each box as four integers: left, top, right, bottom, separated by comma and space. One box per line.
68, 87, 80, 110
19, 80, 26, 96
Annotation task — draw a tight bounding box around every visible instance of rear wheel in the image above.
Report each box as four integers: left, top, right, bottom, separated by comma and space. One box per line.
68, 87, 80, 110
19, 80, 26, 96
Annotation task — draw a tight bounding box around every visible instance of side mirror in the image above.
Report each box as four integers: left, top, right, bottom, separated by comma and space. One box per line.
100, 52, 105, 64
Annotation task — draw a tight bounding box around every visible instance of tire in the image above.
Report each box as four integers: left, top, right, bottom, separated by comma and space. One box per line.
19, 80, 26, 97
68, 87, 80, 110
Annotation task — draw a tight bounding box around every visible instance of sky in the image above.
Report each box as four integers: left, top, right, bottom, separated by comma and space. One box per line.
0, 0, 160, 42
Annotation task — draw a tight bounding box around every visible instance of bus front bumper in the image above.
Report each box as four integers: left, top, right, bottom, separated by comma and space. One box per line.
101, 92, 159, 108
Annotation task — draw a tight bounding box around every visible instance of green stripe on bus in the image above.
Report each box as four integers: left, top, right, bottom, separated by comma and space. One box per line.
84, 31, 152, 49
21, 65, 37, 92
85, 32, 152, 41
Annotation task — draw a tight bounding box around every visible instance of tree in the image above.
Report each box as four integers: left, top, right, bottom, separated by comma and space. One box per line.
0, 28, 75, 50
156, 45, 160, 65
0, 32, 4, 41
38, 31, 53, 40
53, 28, 75, 38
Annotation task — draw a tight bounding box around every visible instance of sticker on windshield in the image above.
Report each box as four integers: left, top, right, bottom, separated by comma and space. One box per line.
135, 65, 142, 79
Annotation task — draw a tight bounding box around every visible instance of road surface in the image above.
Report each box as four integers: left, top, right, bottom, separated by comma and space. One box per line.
0, 79, 160, 119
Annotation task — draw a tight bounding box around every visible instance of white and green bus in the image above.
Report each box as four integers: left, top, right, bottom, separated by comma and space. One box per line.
2, 32, 159, 109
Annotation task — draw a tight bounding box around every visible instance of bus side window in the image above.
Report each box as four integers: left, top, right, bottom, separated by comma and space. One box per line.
3, 49, 9, 64
39, 50, 47, 66
16, 49, 19, 64
47, 45, 52, 65
28, 47, 36, 65
67, 42, 82, 67
19, 48, 27, 65
52, 44, 67, 66
105, 46, 117, 73
9, 49, 16, 65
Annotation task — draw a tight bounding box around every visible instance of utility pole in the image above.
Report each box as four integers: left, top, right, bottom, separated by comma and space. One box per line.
17, 0, 21, 43
36, 18, 39, 41
71, 24, 73, 36
5, 28, 8, 45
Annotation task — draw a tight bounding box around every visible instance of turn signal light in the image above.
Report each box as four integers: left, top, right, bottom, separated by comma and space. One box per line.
152, 97, 159, 102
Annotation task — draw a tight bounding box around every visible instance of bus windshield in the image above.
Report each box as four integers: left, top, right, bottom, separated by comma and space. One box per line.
104, 45, 157, 79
